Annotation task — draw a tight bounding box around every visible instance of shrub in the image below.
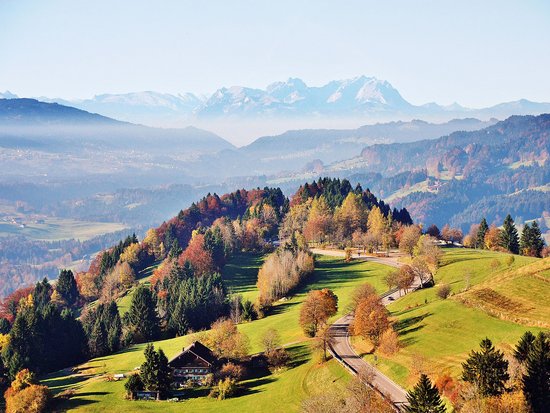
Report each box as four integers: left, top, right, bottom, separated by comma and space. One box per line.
5, 384, 50, 413
124, 373, 144, 400
209, 377, 237, 400
505, 255, 515, 267
217, 362, 245, 382
266, 347, 290, 369
436, 284, 451, 299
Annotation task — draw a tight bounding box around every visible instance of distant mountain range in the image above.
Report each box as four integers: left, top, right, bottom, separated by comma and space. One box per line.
3, 76, 550, 130
0, 96, 548, 241
0, 98, 234, 154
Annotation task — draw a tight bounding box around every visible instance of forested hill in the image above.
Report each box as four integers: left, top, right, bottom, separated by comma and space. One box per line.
313, 114, 550, 231
0, 178, 412, 381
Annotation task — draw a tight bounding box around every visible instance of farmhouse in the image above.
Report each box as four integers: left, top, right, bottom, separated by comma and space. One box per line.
168, 341, 218, 386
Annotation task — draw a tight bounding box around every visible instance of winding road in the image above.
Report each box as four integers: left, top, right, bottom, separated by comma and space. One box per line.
311, 248, 422, 412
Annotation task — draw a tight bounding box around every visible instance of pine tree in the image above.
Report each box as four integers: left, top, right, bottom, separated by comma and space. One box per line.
405, 373, 446, 413
88, 321, 107, 358
125, 286, 159, 343
56, 269, 78, 306
476, 218, 489, 249
0, 317, 10, 334
521, 221, 545, 257
530, 221, 545, 257
499, 214, 519, 254
33, 278, 52, 311
156, 348, 171, 398
462, 338, 509, 396
522, 332, 550, 413
514, 331, 536, 363
139, 344, 170, 399
140, 343, 156, 390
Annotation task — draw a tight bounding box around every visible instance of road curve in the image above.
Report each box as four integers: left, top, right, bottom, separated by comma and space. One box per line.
312, 248, 421, 411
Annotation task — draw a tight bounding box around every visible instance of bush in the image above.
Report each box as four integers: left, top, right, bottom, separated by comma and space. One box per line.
266, 347, 290, 370
124, 373, 144, 399
5, 384, 50, 413
505, 255, 515, 267
436, 284, 451, 299
241, 299, 257, 322
209, 377, 237, 400
217, 362, 245, 381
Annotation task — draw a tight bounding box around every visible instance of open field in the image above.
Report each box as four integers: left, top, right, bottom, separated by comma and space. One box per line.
357, 249, 547, 388
44, 255, 393, 412
0, 217, 127, 241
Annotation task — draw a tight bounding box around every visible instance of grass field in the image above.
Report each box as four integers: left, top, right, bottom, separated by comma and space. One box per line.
44, 254, 393, 412
0, 218, 127, 241
358, 249, 548, 388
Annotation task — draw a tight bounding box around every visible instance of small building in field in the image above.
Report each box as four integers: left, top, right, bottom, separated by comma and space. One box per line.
168, 341, 217, 387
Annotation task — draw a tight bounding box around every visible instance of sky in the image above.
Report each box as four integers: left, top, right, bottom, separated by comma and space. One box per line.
0, 0, 549, 108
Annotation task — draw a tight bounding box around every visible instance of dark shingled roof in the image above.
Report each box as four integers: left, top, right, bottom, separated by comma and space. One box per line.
168, 341, 217, 367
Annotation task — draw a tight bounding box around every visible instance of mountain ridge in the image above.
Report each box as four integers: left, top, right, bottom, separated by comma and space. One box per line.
4, 76, 550, 127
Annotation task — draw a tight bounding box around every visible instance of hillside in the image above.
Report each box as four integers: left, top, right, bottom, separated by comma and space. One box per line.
274, 114, 550, 233
360, 249, 547, 389
43, 254, 394, 412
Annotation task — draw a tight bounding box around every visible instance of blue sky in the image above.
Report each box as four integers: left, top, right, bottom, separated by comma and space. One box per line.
1, 0, 549, 106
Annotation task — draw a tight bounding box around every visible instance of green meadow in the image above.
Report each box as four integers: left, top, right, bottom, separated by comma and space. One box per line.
361, 249, 548, 388
44, 254, 393, 412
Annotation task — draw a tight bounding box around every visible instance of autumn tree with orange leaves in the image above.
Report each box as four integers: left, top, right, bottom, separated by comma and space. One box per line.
299, 289, 338, 337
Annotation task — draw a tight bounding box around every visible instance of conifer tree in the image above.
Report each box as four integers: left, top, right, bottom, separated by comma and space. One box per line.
514, 331, 536, 363
56, 269, 78, 306
405, 374, 446, 413
140, 343, 156, 390
0, 317, 10, 334
462, 338, 509, 396
499, 214, 519, 254
520, 221, 545, 257
476, 218, 488, 249
522, 332, 550, 413
125, 286, 159, 342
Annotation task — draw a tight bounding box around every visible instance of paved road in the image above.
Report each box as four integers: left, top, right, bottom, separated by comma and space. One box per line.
312, 248, 421, 411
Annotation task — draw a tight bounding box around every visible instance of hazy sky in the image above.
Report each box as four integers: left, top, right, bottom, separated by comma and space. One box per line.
1, 0, 549, 107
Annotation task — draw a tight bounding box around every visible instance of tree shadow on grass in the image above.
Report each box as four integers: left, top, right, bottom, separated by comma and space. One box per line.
51, 392, 109, 412
394, 312, 431, 337
238, 376, 277, 396
45, 373, 95, 393
266, 301, 299, 316
286, 344, 310, 369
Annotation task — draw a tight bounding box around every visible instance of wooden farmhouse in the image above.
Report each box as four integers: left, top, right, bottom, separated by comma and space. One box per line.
168, 341, 218, 387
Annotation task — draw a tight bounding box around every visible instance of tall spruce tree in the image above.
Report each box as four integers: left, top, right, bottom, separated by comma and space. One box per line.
462, 338, 509, 396
521, 221, 545, 257
514, 331, 536, 363
476, 218, 489, 249
499, 214, 520, 254
56, 269, 79, 306
140, 343, 156, 390
139, 344, 170, 398
522, 332, 550, 413
125, 286, 159, 342
405, 374, 446, 413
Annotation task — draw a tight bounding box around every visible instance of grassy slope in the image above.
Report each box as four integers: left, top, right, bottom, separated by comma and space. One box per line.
361, 249, 547, 388
44, 254, 393, 412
